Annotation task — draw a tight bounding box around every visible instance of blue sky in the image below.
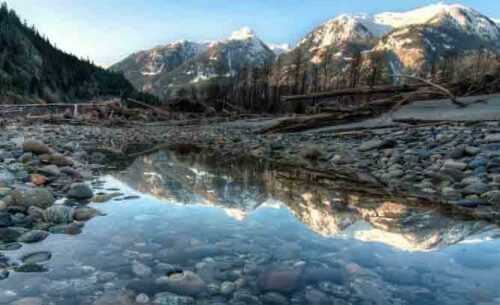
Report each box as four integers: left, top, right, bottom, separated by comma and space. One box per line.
5, 0, 500, 67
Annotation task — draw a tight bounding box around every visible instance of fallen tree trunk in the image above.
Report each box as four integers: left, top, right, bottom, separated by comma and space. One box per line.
258, 110, 374, 134
127, 98, 170, 118
391, 74, 467, 108
281, 84, 427, 102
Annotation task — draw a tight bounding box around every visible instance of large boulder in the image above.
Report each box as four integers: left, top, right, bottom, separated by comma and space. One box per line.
43, 206, 74, 224
67, 183, 93, 200
11, 188, 55, 209
22, 140, 51, 155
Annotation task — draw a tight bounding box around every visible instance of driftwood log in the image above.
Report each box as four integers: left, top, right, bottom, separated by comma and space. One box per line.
258, 110, 375, 134
281, 84, 428, 102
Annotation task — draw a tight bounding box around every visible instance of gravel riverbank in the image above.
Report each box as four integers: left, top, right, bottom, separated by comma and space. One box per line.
2, 118, 500, 227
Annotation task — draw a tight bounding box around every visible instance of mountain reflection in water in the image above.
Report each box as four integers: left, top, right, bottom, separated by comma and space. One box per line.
3, 150, 500, 305
115, 151, 500, 252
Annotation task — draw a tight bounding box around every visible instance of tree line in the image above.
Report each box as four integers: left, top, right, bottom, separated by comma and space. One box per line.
0, 2, 158, 104
178, 44, 500, 113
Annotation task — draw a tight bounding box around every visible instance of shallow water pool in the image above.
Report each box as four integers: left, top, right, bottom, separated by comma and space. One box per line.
2, 151, 500, 305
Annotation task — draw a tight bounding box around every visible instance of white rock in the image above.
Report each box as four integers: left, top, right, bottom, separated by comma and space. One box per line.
132, 260, 152, 278
135, 293, 150, 304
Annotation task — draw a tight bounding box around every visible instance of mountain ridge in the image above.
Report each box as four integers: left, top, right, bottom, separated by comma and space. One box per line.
112, 3, 500, 101
111, 27, 276, 98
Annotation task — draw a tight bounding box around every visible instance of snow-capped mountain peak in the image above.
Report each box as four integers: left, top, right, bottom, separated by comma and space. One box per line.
374, 3, 466, 28
375, 3, 499, 41
333, 14, 392, 38
228, 27, 257, 41
268, 43, 291, 55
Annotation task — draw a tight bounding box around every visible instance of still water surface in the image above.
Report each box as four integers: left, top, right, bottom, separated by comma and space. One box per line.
2, 151, 500, 305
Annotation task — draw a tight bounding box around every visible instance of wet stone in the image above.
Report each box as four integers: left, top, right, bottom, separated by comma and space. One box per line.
11, 188, 55, 209
220, 281, 236, 295
0, 267, 8, 280
0, 242, 22, 250
0, 227, 22, 242
73, 206, 99, 221
0, 212, 12, 227
49, 223, 83, 235
44, 205, 74, 224
67, 183, 94, 199
22, 140, 51, 155
39, 165, 61, 177
21, 251, 52, 264
17, 230, 49, 243
14, 263, 48, 273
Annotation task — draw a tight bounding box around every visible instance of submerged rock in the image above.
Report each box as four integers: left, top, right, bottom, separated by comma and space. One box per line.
257, 269, 301, 293
0, 269, 8, 280
49, 223, 83, 235
14, 263, 48, 273
132, 260, 152, 278
21, 251, 52, 264
153, 292, 195, 305
0, 242, 22, 251
158, 271, 206, 296
11, 297, 43, 305
261, 292, 289, 305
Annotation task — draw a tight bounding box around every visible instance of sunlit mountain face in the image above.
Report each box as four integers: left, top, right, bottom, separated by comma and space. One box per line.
113, 151, 500, 252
